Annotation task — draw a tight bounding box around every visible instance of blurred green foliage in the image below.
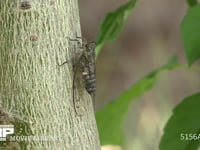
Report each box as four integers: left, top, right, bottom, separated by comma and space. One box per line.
181, 4, 200, 65
96, 55, 179, 145
95, 0, 200, 149
95, 0, 138, 57
187, 0, 198, 7
159, 92, 200, 150
160, 3, 200, 150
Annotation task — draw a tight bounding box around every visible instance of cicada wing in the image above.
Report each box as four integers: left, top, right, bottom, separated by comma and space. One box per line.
71, 40, 96, 115
72, 53, 86, 116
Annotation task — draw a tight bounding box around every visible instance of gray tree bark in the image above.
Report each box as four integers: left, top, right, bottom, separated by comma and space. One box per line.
0, 0, 100, 149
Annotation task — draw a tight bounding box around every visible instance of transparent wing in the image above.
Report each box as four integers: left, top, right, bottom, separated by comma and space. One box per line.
72, 52, 86, 116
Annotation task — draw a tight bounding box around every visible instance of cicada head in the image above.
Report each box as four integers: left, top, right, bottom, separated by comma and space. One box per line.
85, 41, 96, 61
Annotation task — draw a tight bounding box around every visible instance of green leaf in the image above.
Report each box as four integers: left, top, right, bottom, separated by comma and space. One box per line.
187, 0, 198, 7
159, 92, 200, 150
95, 0, 138, 56
96, 55, 179, 145
181, 5, 200, 65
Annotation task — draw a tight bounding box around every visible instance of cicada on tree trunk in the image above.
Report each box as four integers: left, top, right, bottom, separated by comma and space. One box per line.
60, 37, 96, 116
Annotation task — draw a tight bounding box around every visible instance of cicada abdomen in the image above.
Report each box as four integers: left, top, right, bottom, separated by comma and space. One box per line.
81, 41, 96, 107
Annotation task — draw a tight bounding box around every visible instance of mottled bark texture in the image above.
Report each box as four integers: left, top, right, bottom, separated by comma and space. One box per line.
0, 0, 100, 149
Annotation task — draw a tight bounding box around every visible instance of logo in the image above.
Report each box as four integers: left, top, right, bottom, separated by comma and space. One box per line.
0, 125, 14, 141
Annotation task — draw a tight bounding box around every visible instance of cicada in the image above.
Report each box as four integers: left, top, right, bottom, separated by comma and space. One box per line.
60, 37, 96, 115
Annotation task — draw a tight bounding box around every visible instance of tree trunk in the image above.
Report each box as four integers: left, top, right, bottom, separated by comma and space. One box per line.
0, 0, 100, 149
